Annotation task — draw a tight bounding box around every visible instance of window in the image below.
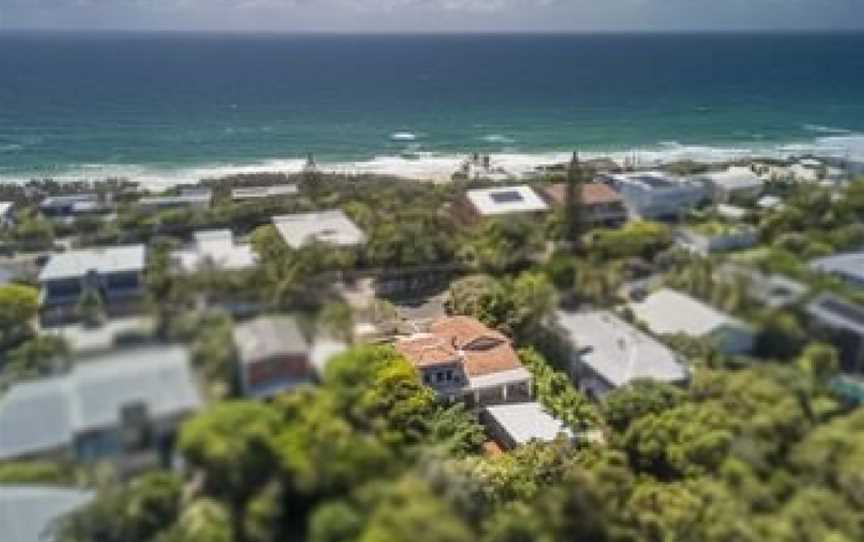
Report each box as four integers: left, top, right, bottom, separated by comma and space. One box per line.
436, 372, 444, 382
446, 370, 453, 381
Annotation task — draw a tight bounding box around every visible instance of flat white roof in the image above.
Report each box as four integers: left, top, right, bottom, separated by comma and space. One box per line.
173, 230, 256, 272
467, 367, 532, 391
43, 316, 154, 354
700, 167, 764, 190
757, 195, 783, 209
272, 210, 366, 249
39, 245, 146, 281
231, 185, 298, 200
716, 204, 748, 220
466, 185, 549, 216
556, 310, 687, 388
810, 251, 864, 283
485, 402, 573, 445
630, 288, 751, 338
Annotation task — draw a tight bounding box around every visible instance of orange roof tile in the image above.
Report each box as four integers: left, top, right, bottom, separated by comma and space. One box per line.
394, 335, 459, 368
542, 183, 623, 207
429, 316, 508, 348
398, 316, 524, 377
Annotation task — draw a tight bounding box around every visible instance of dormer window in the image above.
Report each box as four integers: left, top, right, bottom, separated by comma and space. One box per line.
464, 336, 503, 351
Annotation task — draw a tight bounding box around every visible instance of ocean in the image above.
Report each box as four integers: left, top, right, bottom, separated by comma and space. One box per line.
1, 31, 864, 186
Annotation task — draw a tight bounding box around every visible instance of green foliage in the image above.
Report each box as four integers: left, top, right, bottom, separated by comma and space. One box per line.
10, 210, 54, 250
790, 408, 864, 509
187, 310, 237, 397
458, 217, 544, 274
519, 348, 598, 430
53, 472, 183, 542
603, 380, 687, 433
587, 220, 672, 260
76, 287, 106, 327
358, 476, 473, 542
2, 335, 70, 385
317, 302, 354, 344
179, 401, 282, 542
145, 239, 195, 337
0, 283, 39, 348
0, 460, 76, 484
444, 272, 556, 342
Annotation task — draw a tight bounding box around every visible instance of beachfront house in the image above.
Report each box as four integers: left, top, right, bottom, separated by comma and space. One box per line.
789, 158, 845, 184
395, 316, 533, 407
810, 251, 864, 289
0, 346, 202, 472
675, 222, 758, 255
481, 402, 574, 450
629, 288, 756, 355
556, 310, 688, 399
138, 188, 212, 211
540, 182, 628, 227
603, 172, 706, 220
231, 184, 299, 202
458, 185, 550, 223
272, 209, 366, 249
172, 230, 257, 273
39, 194, 112, 222
233, 316, 313, 398
1, 486, 95, 542
38, 244, 147, 326
806, 294, 864, 374
696, 166, 765, 203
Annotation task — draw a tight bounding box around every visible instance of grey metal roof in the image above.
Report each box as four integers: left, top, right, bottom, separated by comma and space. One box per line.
272, 210, 366, 249
810, 251, 864, 284
39, 245, 146, 281
0, 346, 202, 460
233, 316, 308, 364
231, 185, 298, 200
557, 310, 688, 388
0, 485, 94, 542
629, 288, 753, 338
698, 167, 764, 191
484, 402, 573, 445
806, 294, 864, 336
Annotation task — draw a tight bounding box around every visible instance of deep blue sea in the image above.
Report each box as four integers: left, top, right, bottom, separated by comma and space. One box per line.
1, 31, 864, 185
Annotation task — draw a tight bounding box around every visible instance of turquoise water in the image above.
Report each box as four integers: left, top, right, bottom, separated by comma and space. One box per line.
1, 31, 864, 183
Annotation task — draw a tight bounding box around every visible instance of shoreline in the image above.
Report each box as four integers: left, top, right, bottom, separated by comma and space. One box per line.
1, 132, 863, 190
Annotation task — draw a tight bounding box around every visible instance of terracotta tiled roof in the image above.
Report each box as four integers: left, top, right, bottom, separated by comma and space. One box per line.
427, 316, 523, 377
542, 183, 623, 207
462, 345, 522, 377
429, 316, 509, 348
394, 334, 459, 368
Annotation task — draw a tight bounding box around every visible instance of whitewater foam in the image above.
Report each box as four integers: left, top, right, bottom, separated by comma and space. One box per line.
1, 134, 863, 189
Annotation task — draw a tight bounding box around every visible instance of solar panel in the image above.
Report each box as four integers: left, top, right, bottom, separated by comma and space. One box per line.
489, 190, 525, 204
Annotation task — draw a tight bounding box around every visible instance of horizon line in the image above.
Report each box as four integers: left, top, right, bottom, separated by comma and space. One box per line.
2, 27, 864, 37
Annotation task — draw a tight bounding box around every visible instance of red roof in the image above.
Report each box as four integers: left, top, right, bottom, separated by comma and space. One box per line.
542, 183, 623, 207
399, 316, 523, 377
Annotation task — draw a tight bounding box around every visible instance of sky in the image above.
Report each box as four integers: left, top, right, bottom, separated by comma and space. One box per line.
1, 0, 864, 32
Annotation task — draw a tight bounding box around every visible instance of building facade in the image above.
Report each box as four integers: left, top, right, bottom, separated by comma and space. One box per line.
395, 316, 533, 408
38, 245, 147, 326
